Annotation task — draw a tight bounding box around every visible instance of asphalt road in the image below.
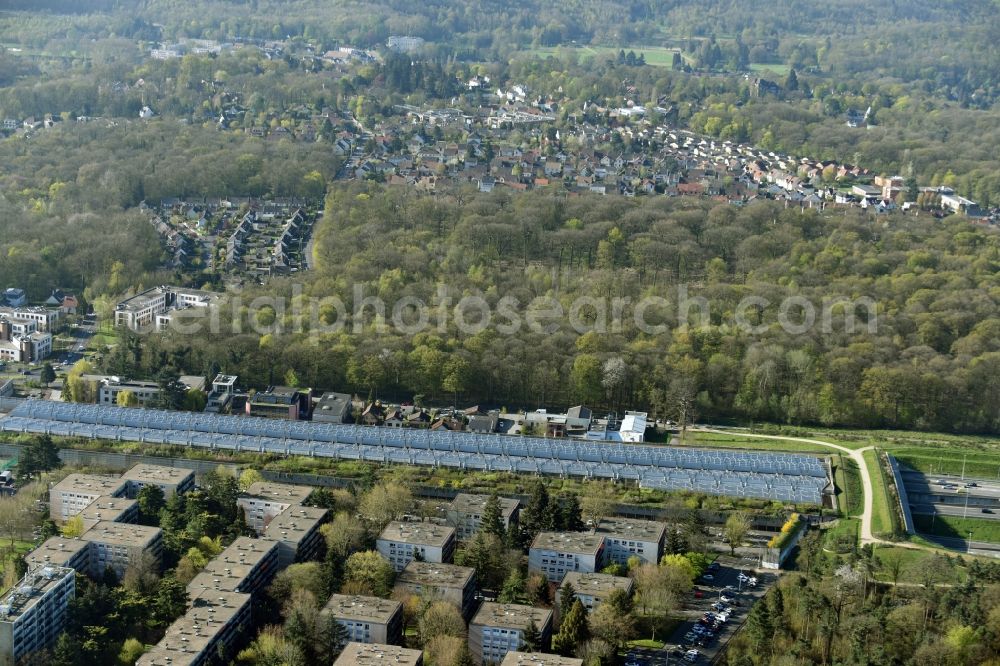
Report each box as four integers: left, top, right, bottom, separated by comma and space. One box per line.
915, 533, 1000, 558
624, 556, 777, 666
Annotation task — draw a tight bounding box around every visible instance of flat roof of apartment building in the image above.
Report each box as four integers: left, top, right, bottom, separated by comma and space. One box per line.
240, 481, 313, 505
471, 602, 552, 631
323, 594, 402, 624
121, 463, 196, 487
334, 642, 423, 666
530, 531, 605, 556
379, 521, 455, 548
595, 517, 666, 543
51, 473, 127, 497
449, 493, 519, 518
501, 653, 583, 666
396, 561, 475, 590
187, 537, 279, 594
263, 505, 327, 545
81, 521, 162, 549
561, 572, 635, 597
138, 590, 251, 665
0, 566, 74, 624
78, 495, 137, 524
25, 537, 89, 569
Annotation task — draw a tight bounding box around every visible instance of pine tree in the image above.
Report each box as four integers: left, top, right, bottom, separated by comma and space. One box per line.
15, 434, 62, 482
499, 569, 526, 603
521, 619, 542, 652
520, 481, 553, 542
552, 599, 589, 656
559, 581, 577, 616
557, 494, 583, 531
481, 492, 505, 539
785, 68, 799, 92
666, 527, 687, 554
746, 595, 773, 652
318, 613, 350, 662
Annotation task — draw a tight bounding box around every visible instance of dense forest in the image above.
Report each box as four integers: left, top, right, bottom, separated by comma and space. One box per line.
0, 121, 339, 300
724, 535, 1000, 666
100, 184, 998, 435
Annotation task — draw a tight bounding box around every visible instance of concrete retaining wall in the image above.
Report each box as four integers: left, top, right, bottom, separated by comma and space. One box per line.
886, 453, 916, 535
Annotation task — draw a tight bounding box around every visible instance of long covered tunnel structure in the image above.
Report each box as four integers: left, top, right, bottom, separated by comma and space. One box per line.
0, 400, 829, 503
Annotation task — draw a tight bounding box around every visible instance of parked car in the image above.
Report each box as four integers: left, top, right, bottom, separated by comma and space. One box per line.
721, 594, 734, 603
693, 589, 704, 598
685, 649, 700, 662
701, 574, 715, 582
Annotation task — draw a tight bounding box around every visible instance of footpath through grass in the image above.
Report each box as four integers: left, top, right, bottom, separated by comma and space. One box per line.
914, 514, 1000, 544
686, 431, 831, 454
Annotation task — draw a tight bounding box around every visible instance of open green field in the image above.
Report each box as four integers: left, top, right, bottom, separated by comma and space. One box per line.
873, 545, 969, 585
524, 44, 681, 67
864, 449, 899, 537
750, 62, 791, 76
913, 514, 1000, 544
822, 517, 859, 553
686, 431, 832, 454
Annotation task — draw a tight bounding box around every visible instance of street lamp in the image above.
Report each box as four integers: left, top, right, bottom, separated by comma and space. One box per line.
968, 530, 974, 554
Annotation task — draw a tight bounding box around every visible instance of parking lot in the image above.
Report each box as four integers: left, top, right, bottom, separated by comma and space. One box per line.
624, 555, 777, 665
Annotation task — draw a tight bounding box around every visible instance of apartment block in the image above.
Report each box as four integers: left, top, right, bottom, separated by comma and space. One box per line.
377, 521, 456, 572
137, 590, 252, 666
322, 595, 403, 645
115, 286, 220, 332
394, 561, 477, 618
81, 521, 163, 578
87, 376, 206, 408
245, 385, 312, 420
0, 566, 75, 666
237, 481, 313, 533
120, 463, 196, 498
312, 391, 353, 423
446, 493, 520, 540
48, 474, 128, 523
186, 537, 281, 598
560, 572, 634, 611
262, 505, 327, 567
0, 306, 60, 332
334, 642, 423, 666
595, 517, 666, 565
25, 538, 90, 572
469, 603, 553, 665
500, 654, 583, 666
77, 495, 139, 531
528, 532, 605, 583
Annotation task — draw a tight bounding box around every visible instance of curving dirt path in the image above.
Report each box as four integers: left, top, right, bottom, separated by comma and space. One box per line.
693, 427, 878, 544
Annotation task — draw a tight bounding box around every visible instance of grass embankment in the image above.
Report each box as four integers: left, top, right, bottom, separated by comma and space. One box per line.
913, 514, 1000, 545
863, 449, 899, 538
832, 454, 863, 517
